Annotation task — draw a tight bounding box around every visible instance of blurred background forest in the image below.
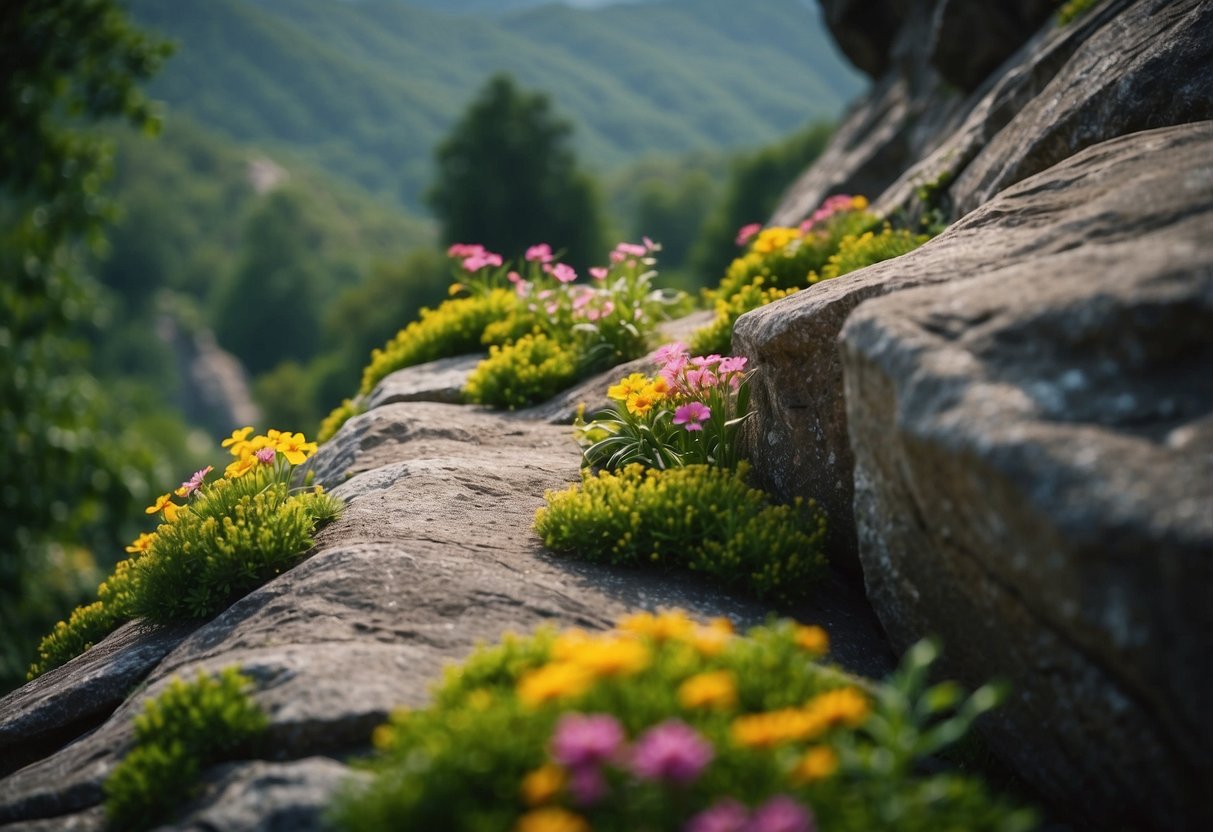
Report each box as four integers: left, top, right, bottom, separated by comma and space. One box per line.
0, 0, 863, 691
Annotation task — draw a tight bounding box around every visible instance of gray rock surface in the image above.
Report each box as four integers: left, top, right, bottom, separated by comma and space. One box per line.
737, 121, 1213, 574
364, 353, 485, 410
839, 123, 1213, 831
1, 390, 891, 828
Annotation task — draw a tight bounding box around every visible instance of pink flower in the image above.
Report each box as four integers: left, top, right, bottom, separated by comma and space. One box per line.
673, 401, 712, 432
718, 356, 748, 374
178, 465, 213, 497
735, 223, 762, 246
526, 243, 554, 263
545, 302, 560, 315
628, 720, 713, 785
447, 243, 483, 258
745, 796, 816, 832
684, 369, 717, 392
599, 300, 615, 318
255, 447, 276, 464
692, 354, 722, 368
643, 236, 658, 251
651, 341, 689, 367
685, 799, 749, 832
547, 262, 578, 284
571, 288, 595, 311
551, 713, 625, 770
590, 266, 609, 281
508, 270, 522, 284
614, 241, 647, 258
463, 251, 503, 272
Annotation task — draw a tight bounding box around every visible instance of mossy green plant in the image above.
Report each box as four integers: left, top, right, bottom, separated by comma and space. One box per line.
464, 331, 582, 410
534, 463, 827, 601
810, 226, 930, 283
27, 429, 340, 679
104, 667, 268, 831
331, 612, 1036, 832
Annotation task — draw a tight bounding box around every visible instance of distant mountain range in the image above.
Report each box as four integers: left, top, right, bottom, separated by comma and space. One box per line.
127, 0, 863, 208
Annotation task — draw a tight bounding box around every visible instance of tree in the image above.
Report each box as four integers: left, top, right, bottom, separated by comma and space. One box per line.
427, 73, 606, 269
0, 0, 171, 690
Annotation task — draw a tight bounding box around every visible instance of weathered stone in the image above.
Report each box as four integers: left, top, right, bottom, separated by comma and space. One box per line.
0, 622, 195, 779
1, 395, 892, 826
163, 758, 361, 832
736, 122, 1213, 575
839, 124, 1213, 830
952, 0, 1213, 215
364, 353, 485, 410
929, 0, 1056, 92
817, 0, 902, 78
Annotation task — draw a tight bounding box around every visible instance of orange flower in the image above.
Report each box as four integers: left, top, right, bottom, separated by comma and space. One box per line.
618, 609, 695, 642
515, 807, 589, 832
678, 670, 738, 711
517, 663, 594, 707
805, 687, 869, 729
124, 532, 157, 555
520, 764, 566, 806
791, 745, 838, 784
793, 625, 829, 656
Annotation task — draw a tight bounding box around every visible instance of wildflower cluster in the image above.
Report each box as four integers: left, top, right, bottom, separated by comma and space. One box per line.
579, 344, 751, 471
534, 463, 826, 600
465, 238, 688, 409
334, 612, 1036, 832
321, 240, 687, 434
104, 667, 267, 831
27, 428, 340, 678
693, 196, 878, 355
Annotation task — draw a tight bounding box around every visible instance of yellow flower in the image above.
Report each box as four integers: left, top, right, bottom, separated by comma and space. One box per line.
791, 745, 838, 784
221, 426, 254, 457
224, 455, 257, 480
275, 431, 318, 465
520, 764, 566, 806
751, 226, 800, 255
688, 624, 732, 657
851, 195, 869, 210
517, 662, 594, 707
571, 635, 650, 678
124, 532, 157, 555
731, 707, 825, 748
449, 282, 465, 296
515, 807, 589, 832
678, 670, 738, 711
646, 375, 670, 397
608, 372, 650, 402
805, 687, 869, 729
618, 609, 695, 642
793, 625, 829, 656
145, 494, 180, 522
625, 390, 658, 417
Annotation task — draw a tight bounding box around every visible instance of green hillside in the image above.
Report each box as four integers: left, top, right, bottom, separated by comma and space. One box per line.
125, 0, 863, 207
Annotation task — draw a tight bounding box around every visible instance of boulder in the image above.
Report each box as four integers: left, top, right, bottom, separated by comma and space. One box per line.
0, 397, 891, 827
839, 122, 1213, 830
364, 353, 485, 410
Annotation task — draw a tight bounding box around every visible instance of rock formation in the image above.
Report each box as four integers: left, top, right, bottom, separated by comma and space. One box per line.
738, 0, 1213, 828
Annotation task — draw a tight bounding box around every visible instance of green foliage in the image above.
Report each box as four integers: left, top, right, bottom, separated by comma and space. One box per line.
129, 474, 341, 622
359, 289, 519, 396
332, 613, 1036, 832
27, 430, 340, 679
1058, 0, 1099, 25
689, 122, 834, 284
428, 73, 607, 270
690, 278, 798, 356
535, 464, 827, 601
0, 0, 179, 692
464, 332, 582, 410
123, 0, 862, 208
813, 227, 930, 283
579, 350, 751, 471
104, 667, 268, 831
